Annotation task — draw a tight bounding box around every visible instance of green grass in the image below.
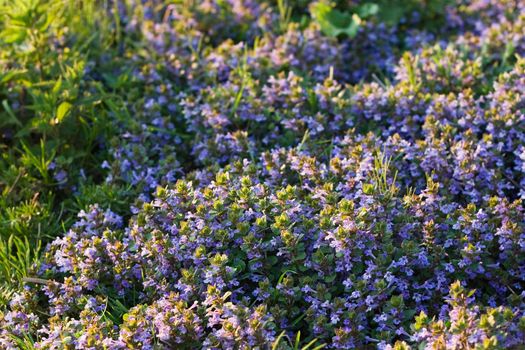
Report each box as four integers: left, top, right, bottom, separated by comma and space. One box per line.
0, 0, 132, 306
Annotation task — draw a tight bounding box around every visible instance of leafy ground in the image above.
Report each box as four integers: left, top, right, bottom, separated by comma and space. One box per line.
1, 0, 525, 349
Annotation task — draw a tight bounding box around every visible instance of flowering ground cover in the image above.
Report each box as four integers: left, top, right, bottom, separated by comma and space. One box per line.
1, 0, 525, 349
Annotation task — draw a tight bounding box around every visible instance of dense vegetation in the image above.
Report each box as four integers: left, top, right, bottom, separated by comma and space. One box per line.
1, 0, 525, 348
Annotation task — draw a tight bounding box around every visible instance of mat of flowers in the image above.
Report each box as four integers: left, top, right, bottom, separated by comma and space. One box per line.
2, 1, 525, 349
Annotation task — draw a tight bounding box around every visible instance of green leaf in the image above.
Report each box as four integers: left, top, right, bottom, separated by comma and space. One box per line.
376, 2, 405, 25
1, 100, 22, 127
357, 3, 379, 18
310, 2, 362, 38
271, 331, 287, 350
362, 183, 374, 195
0, 69, 26, 84
277, 269, 297, 285
324, 273, 337, 283
56, 102, 72, 123
52, 77, 62, 95
1, 27, 27, 44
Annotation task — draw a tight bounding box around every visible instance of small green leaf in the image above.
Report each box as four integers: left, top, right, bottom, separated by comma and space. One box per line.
52, 77, 62, 95
363, 183, 374, 195
56, 102, 72, 123
1, 27, 27, 44
324, 273, 337, 283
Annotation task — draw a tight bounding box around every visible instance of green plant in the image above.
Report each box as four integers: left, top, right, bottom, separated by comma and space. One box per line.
310, 1, 377, 38
272, 331, 326, 350
0, 0, 127, 308
370, 0, 453, 27
0, 235, 41, 304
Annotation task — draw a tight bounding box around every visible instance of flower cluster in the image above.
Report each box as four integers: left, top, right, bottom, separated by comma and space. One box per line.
4, 136, 525, 347
407, 281, 525, 350
100, 0, 525, 192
